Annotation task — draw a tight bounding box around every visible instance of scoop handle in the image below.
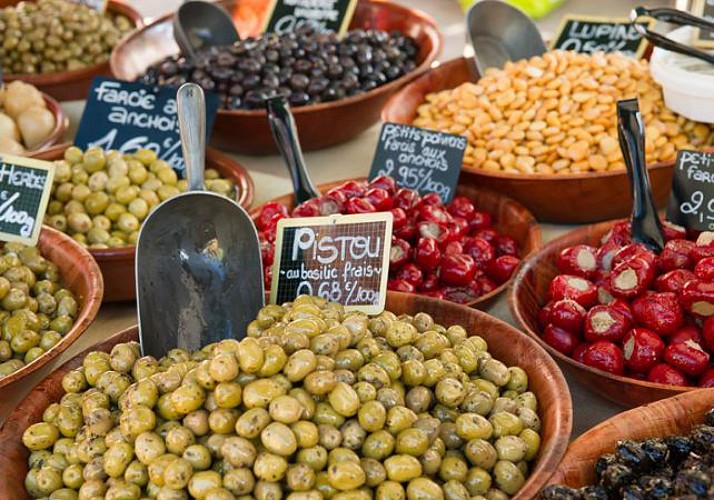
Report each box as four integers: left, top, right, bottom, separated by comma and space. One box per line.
617, 98, 664, 253
177, 83, 205, 192
266, 95, 320, 205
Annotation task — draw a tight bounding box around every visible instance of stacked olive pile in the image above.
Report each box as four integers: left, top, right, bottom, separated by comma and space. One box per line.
0, 242, 78, 378
141, 26, 419, 110
0, 0, 133, 74
22, 296, 542, 499
44, 146, 235, 249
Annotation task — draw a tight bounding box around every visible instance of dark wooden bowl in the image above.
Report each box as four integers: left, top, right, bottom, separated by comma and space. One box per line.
543, 388, 714, 493
18, 93, 68, 155
509, 220, 695, 408
0, 0, 143, 102
32, 144, 255, 302
0, 226, 103, 390
0, 292, 572, 500
252, 178, 541, 310
381, 56, 676, 224
110, 0, 442, 155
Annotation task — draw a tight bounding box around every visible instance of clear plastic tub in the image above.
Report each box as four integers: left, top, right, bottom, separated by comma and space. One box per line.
650, 26, 714, 124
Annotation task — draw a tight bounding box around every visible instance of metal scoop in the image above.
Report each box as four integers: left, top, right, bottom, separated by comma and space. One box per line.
136, 83, 264, 358
174, 1, 240, 60
617, 98, 665, 253
467, 0, 547, 75
266, 95, 321, 204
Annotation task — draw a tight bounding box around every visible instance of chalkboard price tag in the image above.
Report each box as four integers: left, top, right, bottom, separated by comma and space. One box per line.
74, 77, 221, 175
270, 212, 393, 314
666, 150, 714, 231
692, 0, 714, 48
368, 123, 467, 204
66, 0, 108, 13
263, 0, 359, 36
0, 154, 55, 246
551, 15, 654, 58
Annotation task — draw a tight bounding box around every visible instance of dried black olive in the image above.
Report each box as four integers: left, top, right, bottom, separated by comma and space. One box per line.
665, 435, 693, 464
691, 425, 714, 454
578, 485, 609, 500
639, 476, 673, 499
595, 454, 618, 481
540, 485, 580, 500
641, 438, 669, 466
600, 463, 634, 492
674, 468, 712, 496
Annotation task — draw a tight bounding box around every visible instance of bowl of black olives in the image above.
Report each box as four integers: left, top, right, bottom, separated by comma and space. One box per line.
110, 0, 442, 154
0, 0, 142, 101
542, 388, 714, 499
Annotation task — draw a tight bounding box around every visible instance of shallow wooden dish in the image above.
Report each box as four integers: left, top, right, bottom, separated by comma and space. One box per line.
33, 144, 255, 302
0, 292, 571, 500
0, 226, 103, 391
382, 56, 676, 224
252, 178, 541, 309
1, 0, 143, 101
110, 0, 442, 155
509, 220, 694, 408
543, 388, 714, 492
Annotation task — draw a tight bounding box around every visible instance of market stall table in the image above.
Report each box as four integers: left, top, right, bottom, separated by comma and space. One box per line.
0, 0, 674, 441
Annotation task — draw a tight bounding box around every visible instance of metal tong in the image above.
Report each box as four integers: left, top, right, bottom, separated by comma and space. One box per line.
631, 6, 714, 65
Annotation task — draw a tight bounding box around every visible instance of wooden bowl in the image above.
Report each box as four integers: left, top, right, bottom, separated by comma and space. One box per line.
1, 0, 143, 101
0, 226, 103, 390
251, 178, 542, 309
509, 220, 695, 408
110, 0, 442, 155
543, 388, 714, 492
32, 144, 255, 302
381, 56, 676, 224
0, 292, 571, 500
12, 92, 69, 155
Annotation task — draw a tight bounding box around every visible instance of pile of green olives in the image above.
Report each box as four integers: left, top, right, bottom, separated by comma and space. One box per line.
0, 242, 78, 378
23, 296, 541, 499
45, 146, 236, 249
0, 0, 133, 75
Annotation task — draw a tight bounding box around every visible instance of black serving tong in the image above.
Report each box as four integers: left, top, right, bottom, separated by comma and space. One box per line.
618, 98, 665, 253
265, 95, 321, 205
631, 6, 714, 65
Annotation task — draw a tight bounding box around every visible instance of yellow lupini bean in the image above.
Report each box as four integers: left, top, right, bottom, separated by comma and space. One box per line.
413, 51, 714, 174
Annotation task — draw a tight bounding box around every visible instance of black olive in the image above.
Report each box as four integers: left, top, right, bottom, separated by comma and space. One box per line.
641, 439, 669, 466
540, 485, 580, 500
691, 425, 714, 454
288, 92, 310, 107
638, 476, 673, 499
616, 440, 650, 471
705, 409, 714, 427
666, 435, 693, 464
600, 463, 634, 492
289, 74, 310, 91
578, 485, 609, 500
620, 484, 645, 500
242, 73, 261, 91
594, 453, 615, 480
674, 468, 712, 496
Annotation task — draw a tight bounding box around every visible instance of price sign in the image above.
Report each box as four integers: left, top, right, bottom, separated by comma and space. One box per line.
693, 0, 714, 48
66, 0, 108, 13
551, 15, 653, 58
0, 155, 54, 246
270, 212, 393, 314
263, 0, 358, 36
75, 77, 221, 175
666, 150, 714, 231
368, 123, 467, 203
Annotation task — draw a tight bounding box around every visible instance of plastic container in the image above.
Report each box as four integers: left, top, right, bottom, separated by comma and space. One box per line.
650, 26, 714, 123
458, 0, 565, 18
